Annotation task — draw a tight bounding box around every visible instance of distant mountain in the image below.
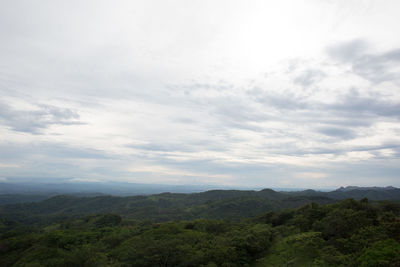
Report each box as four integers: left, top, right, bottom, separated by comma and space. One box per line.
283, 186, 400, 201
335, 186, 397, 192
0, 194, 51, 205
1, 182, 399, 203
327, 186, 400, 200
0, 181, 226, 197
1, 186, 399, 225
0, 189, 334, 224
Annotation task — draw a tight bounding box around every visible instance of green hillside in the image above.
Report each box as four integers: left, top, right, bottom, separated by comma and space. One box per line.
1, 198, 399, 266
0, 190, 336, 225
1, 187, 400, 266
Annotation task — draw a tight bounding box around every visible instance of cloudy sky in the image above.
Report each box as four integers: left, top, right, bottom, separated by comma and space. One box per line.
1, 0, 400, 188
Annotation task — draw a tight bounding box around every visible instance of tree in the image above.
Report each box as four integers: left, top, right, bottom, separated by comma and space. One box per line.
359, 239, 400, 267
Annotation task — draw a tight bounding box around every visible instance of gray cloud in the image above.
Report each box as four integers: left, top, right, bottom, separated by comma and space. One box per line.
353, 49, 400, 83
327, 39, 400, 83
289, 143, 400, 158
210, 96, 270, 131
169, 81, 400, 151
131, 139, 228, 154
0, 142, 109, 161
252, 88, 400, 126
0, 102, 84, 134
327, 90, 400, 118
132, 143, 198, 153
327, 39, 369, 61
317, 126, 356, 139
293, 69, 326, 87
249, 89, 308, 110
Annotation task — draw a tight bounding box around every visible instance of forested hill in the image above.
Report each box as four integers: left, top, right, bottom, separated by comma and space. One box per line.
0, 190, 333, 224
1, 186, 399, 225
288, 186, 400, 201
1, 196, 400, 266
1, 183, 399, 205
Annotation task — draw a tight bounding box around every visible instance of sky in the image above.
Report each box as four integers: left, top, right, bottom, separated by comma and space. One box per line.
1, 0, 400, 188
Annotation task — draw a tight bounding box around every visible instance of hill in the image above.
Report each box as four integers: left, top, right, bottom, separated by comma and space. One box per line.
0, 190, 334, 224
1, 197, 399, 266
1, 186, 399, 225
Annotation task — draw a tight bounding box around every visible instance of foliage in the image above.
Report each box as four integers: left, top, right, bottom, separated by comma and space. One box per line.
0, 195, 400, 266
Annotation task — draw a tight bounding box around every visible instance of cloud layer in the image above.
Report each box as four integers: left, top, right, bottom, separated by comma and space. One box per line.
1, 0, 400, 188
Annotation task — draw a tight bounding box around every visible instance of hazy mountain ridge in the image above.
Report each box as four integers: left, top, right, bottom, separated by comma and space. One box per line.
1, 186, 399, 225
335, 186, 397, 191
283, 186, 400, 201
327, 186, 400, 200
0, 182, 222, 196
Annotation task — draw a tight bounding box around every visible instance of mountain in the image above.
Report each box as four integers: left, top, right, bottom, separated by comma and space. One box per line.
335, 186, 397, 192
0, 189, 334, 224
1, 186, 399, 225
327, 186, 400, 200
2, 197, 400, 267
283, 186, 400, 201
0, 181, 222, 196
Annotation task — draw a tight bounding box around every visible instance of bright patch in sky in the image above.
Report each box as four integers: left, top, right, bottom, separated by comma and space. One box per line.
1, 0, 400, 188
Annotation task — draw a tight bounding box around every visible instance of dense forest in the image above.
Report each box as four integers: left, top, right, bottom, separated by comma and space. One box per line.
1, 188, 400, 266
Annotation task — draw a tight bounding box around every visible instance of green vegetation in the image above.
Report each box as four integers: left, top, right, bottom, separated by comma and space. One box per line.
0, 190, 337, 225
1, 195, 400, 266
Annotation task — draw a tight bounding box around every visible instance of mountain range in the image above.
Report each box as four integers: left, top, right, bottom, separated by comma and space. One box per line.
1, 185, 399, 225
